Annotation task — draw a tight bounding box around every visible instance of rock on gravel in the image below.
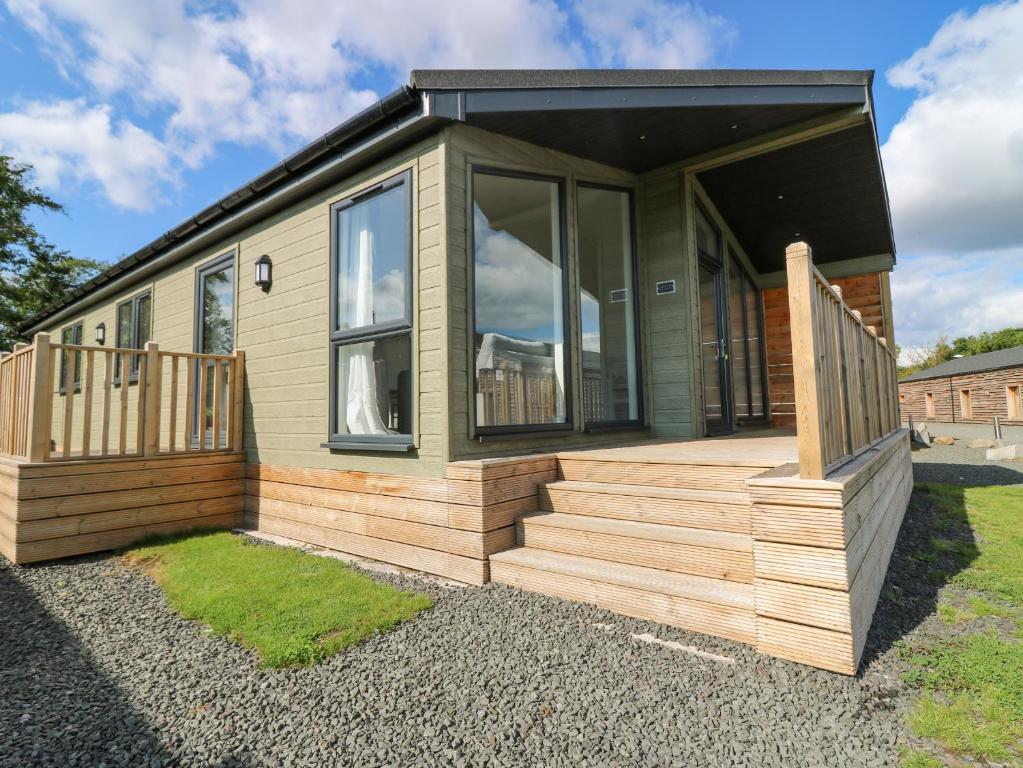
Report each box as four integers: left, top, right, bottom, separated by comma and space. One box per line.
932, 435, 956, 445
1, 542, 909, 768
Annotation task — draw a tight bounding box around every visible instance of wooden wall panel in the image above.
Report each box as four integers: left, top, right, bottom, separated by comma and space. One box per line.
764, 272, 888, 428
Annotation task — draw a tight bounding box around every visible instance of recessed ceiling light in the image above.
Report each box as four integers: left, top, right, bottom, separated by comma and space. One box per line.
794, 232, 800, 237
731, 124, 738, 129
777, 194, 784, 200
639, 134, 647, 140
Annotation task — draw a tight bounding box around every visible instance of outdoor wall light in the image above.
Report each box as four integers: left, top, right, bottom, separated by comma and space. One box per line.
255, 255, 272, 292
95, 322, 106, 345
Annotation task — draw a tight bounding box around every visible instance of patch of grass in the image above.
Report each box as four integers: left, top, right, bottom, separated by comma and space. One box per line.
899, 748, 945, 768
901, 483, 1023, 765
125, 530, 433, 668
919, 484, 1022, 603
908, 691, 1020, 764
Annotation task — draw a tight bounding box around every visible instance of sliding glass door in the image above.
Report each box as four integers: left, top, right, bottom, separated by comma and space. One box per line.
696, 207, 732, 435
576, 184, 641, 427
727, 252, 767, 422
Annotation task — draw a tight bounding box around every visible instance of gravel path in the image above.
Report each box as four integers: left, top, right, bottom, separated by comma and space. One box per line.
911, 439, 1023, 486
3, 547, 908, 768
7, 440, 1013, 768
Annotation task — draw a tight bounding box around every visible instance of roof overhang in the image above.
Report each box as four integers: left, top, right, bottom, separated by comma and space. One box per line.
415, 68, 895, 274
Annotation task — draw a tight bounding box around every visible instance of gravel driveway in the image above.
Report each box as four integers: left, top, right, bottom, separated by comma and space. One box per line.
4, 443, 1019, 768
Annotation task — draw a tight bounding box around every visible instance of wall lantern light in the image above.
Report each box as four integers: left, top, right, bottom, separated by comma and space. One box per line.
95, 322, 106, 345
255, 255, 273, 292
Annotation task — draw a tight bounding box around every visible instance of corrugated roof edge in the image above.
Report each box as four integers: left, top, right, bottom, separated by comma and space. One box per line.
20, 85, 421, 334
899, 345, 1023, 383
411, 68, 874, 90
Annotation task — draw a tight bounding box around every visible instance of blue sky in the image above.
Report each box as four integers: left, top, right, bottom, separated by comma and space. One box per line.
1, 0, 1021, 359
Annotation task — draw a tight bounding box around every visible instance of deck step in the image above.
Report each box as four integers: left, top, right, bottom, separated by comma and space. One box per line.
556, 455, 765, 492
489, 547, 755, 644
520, 512, 753, 582
540, 480, 751, 533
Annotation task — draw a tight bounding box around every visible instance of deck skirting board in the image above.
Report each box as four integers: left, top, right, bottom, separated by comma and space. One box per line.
747, 429, 912, 673
1, 452, 246, 564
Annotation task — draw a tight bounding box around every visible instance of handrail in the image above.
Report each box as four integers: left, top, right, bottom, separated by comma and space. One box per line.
786, 242, 900, 479
0, 334, 245, 463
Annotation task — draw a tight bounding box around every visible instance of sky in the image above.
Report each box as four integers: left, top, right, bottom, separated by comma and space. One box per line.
1, 0, 1021, 362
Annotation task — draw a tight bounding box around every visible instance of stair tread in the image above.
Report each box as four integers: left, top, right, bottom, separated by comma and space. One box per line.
521, 511, 751, 552
490, 547, 753, 609
545, 479, 748, 503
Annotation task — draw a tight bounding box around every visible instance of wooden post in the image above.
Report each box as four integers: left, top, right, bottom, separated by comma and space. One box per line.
143, 341, 162, 456
26, 333, 52, 462
231, 350, 245, 452
785, 241, 826, 479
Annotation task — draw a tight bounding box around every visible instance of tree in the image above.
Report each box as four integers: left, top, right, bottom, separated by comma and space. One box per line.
0, 156, 103, 350
898, 335, 954, 378
951, 327, 1023, 357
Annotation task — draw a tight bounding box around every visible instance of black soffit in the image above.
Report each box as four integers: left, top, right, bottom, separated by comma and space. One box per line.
697, 122, 895, 273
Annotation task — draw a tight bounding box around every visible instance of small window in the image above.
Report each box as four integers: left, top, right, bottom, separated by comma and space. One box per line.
59, 321, 83, 393
1007, 385, 1022, 420
328, 171, 413, 445
959, 389, 972, 419
114, 291, 152, 384
925, 392, 935, 418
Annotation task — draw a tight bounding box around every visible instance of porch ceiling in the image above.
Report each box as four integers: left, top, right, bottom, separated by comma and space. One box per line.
697, 122, 895, 273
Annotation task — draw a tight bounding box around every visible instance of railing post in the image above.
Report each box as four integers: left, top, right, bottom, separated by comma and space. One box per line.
27, 333, 52, 462
785, 241, 826, 479
143, 341, 162, 456
232, 349, 245, 452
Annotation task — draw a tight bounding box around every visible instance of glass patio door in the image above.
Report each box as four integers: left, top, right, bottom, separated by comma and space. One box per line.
698, 257, 732, 435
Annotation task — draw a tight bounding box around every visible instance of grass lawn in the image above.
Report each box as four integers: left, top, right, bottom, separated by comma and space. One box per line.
125, 530, 433, 668
899, 483, 1023, 767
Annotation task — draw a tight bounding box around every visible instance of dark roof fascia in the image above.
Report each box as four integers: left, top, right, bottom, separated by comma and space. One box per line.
899, 347, 1023, 383
22, 86, 426, 334
411, 69, 874, 90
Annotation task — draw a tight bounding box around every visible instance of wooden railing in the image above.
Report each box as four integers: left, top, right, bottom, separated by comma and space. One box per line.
0, 343, 37, 460
0, 332, 244, 463
786, 242, 900, 479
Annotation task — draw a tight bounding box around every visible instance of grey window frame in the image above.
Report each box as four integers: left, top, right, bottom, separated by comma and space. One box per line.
576, 181, 644, 430
58, 321, 83, 394
469, 166, 573, 438
325, 170, 414, 451
114, 290, 151, 386
193, 251, 237, 355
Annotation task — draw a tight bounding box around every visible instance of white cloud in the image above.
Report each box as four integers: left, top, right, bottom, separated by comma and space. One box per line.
891, 248, 1023, 355
575, 0, 734, 68
0, 99, 173, 209
1, 0, 732, 210
882, 1, 1023, 254
882, 1, 1023, 354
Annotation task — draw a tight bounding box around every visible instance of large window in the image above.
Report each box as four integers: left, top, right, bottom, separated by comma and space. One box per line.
328, 171, 412, 446
576, 184, 640, 426
727, 252, 766, 421
115, 290, 151, 384
59, 321, 83, 393
472, 169, 568, 433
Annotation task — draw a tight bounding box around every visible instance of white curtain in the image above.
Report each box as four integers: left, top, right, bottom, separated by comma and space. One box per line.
337, 222, 391, 435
